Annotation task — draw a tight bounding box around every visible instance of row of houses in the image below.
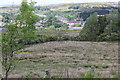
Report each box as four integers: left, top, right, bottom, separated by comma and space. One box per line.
66, 21, 85, 30
55, 15, 85, 30
35, 19, 47, 29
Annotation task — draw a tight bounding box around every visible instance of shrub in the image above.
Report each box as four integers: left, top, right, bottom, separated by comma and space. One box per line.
97, 33, 108, 41
81, 71, 94, 78
97, 33, 120, 41
109, 33, 120, 41
21, 72, 40, 78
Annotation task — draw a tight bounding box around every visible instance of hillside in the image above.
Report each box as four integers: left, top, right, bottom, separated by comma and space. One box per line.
8, 41, 118, 78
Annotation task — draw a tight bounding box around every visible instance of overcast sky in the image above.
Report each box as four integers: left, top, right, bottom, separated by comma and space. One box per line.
0, 0, 119, 6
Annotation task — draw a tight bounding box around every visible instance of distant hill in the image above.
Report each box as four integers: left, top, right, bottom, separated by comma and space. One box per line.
45, 2, 118, 10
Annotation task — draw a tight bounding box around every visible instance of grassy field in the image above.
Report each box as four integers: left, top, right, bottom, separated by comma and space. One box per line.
8, 41, 118, 78
37, 29, 80, 37
0, 29, 119, 78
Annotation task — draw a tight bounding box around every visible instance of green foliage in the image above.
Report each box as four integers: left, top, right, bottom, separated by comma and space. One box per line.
79, 10, 119, 41
35, 6, 50, 11
97, 11, 119, 41
105, 11, 119, 34
37, 34, 70, 43
22, 72, 40, 78
97, 33, 108, 41
2, 1, 39, 78
47, 25, 56, 30
51, 75, 63, 78
1, 12, 15, 23
97, 15, 107, 35
16, 1, 39, 41
2, 24, 22, 78
43, 15, 67, 28
79, 12, 99, 41
81, 71, 94, 78
61, 12, 78, 22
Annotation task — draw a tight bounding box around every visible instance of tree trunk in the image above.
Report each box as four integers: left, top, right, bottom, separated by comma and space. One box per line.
5, 70, 8, 80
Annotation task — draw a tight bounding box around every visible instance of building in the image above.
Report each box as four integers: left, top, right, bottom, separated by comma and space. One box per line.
67, 21, 86, 30
67, 22, 80, 26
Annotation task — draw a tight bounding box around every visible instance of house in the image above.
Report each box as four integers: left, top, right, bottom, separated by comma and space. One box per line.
35, 19, 47, 29
69, 27, 83, 30
67, 21, 86, 30
66, 21, 85, 28
67, 22, 80, 26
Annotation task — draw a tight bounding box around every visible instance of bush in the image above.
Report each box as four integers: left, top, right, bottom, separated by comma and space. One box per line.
21, 72, 40, 78
109, 33, 120, 41
97, 33, 109, 41
97, 33, 120, 41
57, 35, 70, 41
81, 71, 94, 78
38, 35, 58, 42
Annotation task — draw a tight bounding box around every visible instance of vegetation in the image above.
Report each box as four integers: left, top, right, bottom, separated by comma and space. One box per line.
43, 16, 67, 28
11, 41, 118, 78
2, 24, 22, 79
15, 1, 39, 44
79, 10, 119, 41
0, 1, 119, 79
1, 12, 16, 23
79, 12, 99, 41
2, 0, 39, 79
35, 6, 50, 11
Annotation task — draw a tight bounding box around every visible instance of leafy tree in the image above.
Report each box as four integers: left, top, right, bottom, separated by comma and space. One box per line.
2, 24, 23, 79
43, 16, 67, 28
2, 1, 39, 79
16, 0, 39, 44
79, 12, 99, 40
97, 15, 108, 35
99, 10, 120, 41
1, 12, 15, 23
104, 10, 119, 34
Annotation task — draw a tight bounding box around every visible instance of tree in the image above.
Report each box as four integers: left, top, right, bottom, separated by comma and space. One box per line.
79, 12, 99, 40
98, 10, 120, 41
93, 10, 119, 41
2, 24, 23, 79
2, 1, 39, 79
97, 15, 107, 35
43, 16, 66, 28
104, 10, 119, 34
16, 0, 39, 44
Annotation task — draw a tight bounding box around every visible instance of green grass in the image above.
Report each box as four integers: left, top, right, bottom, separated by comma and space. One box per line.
81, 71, 95, 78
9, 41, 118, 78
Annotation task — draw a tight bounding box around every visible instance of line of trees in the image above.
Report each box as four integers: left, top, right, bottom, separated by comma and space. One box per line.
79, 10, 119, 41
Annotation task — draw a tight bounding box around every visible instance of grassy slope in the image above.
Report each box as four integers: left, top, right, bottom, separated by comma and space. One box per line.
9, 41, 118, 78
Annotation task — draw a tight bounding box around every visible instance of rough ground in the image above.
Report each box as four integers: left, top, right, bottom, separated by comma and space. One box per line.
8, 41, 118, 78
